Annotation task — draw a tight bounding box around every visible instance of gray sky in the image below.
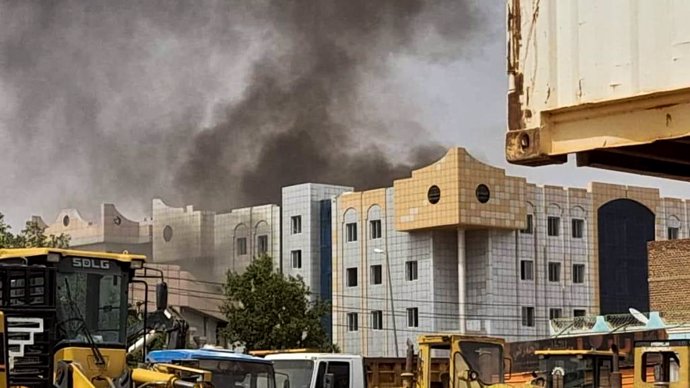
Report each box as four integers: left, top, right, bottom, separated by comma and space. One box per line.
2, 0, 690, 229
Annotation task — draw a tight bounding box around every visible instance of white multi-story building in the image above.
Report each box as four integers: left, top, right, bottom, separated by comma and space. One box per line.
152, 199, 280, 282
281, 183, 353, 339
281, 184, 353, 297
332, 147, 688, 356
214, 205, 281, 276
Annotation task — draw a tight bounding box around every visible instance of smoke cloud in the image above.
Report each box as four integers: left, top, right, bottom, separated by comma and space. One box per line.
0, 0, 488, 223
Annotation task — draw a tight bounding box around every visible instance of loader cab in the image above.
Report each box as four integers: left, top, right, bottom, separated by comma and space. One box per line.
534, 350, 620, 388
417, 335, 507, 388
634, 340, 690, 387
0, 248, 146, 388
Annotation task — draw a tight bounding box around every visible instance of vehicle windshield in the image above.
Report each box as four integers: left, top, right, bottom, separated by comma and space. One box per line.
455, 341, 504, 385
540, 355, 598, 387
199, 359, 276, 388
271, 360, 314, 388
56, 263, 128, 345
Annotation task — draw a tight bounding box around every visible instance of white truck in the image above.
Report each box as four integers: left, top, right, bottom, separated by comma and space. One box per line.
266, 353, 368, 388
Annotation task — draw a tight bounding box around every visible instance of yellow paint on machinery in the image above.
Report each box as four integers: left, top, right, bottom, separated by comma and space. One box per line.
53, 348, 127, 388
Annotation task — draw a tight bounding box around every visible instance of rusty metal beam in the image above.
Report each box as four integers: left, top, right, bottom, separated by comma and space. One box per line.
507, 87, 690, 179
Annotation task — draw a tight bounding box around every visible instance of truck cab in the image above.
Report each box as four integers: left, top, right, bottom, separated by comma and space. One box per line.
148, 348, 277, 388
265, 353, 366, 388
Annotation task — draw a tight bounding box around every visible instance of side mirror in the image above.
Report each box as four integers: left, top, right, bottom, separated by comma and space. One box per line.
324, 373, 335, 388
156, 282, 168, 311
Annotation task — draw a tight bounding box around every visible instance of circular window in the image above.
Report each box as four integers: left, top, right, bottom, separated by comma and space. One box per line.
113, 216, 122, 225
475, 184, 490, 203
62, 215, 70, 227
163, 225, 173, 242
427, 185, 441, 204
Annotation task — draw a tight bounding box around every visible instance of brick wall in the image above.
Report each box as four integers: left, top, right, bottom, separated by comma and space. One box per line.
648, 239, 690, 322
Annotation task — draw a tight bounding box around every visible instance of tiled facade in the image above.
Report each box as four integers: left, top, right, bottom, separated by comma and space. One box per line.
332, 148, 687, 356
214, 205, 281, 277
281, 183, 353, 298
152, 199, 280, 282
152, 199, 216, 271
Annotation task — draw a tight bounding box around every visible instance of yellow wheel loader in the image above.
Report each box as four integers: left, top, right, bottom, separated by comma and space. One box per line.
0, 248, 211, 388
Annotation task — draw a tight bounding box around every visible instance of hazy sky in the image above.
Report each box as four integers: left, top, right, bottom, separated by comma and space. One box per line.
2, 0, 690, 229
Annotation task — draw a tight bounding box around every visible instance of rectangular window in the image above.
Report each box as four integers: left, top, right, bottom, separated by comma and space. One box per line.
346, 267, 358, 287
547, 216, 560, 236
548, 262, 561, 282
291, 216, 302, 234
257, 235, 268, 254
521, 306, 535, 327
520, 214, 534, 234
642, 352, 680, 383
405, 261, 418, 281
407, 307, 419, 328
549, 308, 562, 320
326, 362, 351, 387
520, 260, 534, 281
572, 218, 584, 239
371, 310, 383, 330
370, 220, 382, 239
573, 264, 585, 284
668, 227, 680, 240
291, 250, 302, 269
347, 313, 358, 332
346, 223, 358, 242
574, 309, 587, 317
237, 237, 247, 255
370, 265, 382, 285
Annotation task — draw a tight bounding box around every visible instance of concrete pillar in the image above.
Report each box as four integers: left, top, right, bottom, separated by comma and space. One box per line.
458, 228, 466, 334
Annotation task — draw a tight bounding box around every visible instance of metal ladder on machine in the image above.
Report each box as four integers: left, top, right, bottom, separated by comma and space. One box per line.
0, 265, 56, 388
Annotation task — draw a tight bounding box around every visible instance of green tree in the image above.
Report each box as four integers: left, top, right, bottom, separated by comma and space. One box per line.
0, 212, 70, 248
221, 254, 336, 352
0, 213, 17, 248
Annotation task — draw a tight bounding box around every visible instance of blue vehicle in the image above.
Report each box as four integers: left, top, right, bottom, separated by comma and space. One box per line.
148, 348, 277, 388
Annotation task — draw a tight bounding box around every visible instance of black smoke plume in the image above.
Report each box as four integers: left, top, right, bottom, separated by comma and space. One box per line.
176, 0, 484, 209
0, 0, 486, 223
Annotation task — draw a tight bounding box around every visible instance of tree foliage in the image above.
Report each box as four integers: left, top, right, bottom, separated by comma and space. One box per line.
221, 254, 336, 352
0, 213, 70, 248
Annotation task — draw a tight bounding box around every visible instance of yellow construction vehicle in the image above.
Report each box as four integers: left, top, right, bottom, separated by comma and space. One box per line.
531, 340, 690, 388
532, 349, 625, 388
0, 248, 211, 388
260, 334, 522, 388
416, 335, 516, 388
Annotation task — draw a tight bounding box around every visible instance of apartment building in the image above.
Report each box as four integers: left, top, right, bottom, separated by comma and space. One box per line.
332, 147, 685, 356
